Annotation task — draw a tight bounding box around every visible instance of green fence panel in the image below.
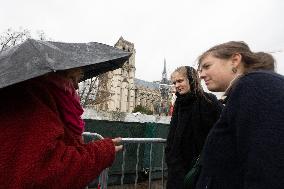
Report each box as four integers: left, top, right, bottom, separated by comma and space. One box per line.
84, 119, 170, 184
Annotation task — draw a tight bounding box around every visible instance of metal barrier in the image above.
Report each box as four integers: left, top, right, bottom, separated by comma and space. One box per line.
83, 132, 167, 189
83, 132, 109, 189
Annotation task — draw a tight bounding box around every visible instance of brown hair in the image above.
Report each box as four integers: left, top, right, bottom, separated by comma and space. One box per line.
254, 52, 275, 71
198, 41, 275, 74
48, 68, 84, 90
171, 66, 205, 97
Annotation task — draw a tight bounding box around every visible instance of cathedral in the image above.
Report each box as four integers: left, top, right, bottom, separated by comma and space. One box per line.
94, 37, 173, 114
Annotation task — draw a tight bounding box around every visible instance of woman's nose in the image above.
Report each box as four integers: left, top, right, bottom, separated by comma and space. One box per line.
199, 70, 206, 79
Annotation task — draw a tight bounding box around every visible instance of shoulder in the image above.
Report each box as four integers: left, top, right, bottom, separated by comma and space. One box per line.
245, 70, 283, 78
230, 71, 284, 97
200, 92, 223, 112
238, 71, 284, 87
226, 71, 284, 109
203, 92, 218, 101
201, 92, 220, 106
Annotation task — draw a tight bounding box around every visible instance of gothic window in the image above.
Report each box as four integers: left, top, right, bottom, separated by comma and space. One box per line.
127, 87, 130, 103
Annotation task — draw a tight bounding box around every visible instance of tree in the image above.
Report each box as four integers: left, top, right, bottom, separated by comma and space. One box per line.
0, 27, 52, 52
0, 28, 31, 52
78, 72, 113, 108
36, 30, 49, 41
133, 105, 153, 115
78, 77, 99, 108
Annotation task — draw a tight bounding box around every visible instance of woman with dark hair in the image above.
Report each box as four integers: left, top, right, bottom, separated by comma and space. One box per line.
197, 41, 284, 189
165, 66, 222, 189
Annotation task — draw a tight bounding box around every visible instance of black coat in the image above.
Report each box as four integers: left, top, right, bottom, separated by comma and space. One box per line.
165, 92, 222, 189
196, 71, 284, 189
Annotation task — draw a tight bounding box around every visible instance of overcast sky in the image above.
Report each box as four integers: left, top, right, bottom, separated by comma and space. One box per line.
1, 0, 284, 83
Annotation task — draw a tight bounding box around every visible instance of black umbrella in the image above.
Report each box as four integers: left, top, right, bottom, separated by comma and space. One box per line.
0, 38, 131, 89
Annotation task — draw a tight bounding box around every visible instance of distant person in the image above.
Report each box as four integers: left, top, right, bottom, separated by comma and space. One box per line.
165, 66, 223, 189
0, 67, 122, 189
196, 41, 284, 189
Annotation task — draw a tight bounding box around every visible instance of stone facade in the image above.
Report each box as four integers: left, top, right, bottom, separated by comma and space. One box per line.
134, 78, 160, 113
94, 37, 172, 114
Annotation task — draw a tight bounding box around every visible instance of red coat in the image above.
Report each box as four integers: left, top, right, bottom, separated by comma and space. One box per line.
0, 81, 115, 189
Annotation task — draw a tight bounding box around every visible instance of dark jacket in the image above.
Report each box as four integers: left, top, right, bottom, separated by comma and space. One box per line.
165, 92, 222, 189
196, 71, 284, 189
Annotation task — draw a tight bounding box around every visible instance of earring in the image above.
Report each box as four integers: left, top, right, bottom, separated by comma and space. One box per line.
232, 67, 237, 73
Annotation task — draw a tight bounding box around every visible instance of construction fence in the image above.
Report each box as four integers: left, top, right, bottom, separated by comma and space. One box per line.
83, 119, 170, 188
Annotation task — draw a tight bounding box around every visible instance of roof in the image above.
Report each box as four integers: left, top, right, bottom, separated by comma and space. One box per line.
134, 78, 159, 90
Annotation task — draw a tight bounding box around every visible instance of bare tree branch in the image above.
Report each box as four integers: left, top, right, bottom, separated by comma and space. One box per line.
0, 28, 31, 52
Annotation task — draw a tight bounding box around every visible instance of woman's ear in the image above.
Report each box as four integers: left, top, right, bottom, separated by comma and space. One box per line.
231, 53, 242, 68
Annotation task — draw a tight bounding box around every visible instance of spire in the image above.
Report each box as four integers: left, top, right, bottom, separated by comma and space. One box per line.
161, 58, 168, 84
163, 58, 167, 75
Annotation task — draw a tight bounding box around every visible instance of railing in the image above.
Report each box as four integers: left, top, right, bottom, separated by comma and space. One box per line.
83, 132, 167, 189
83, 132, 109, 189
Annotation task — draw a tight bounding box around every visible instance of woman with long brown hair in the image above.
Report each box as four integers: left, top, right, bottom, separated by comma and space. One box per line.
196, 41, 284, 189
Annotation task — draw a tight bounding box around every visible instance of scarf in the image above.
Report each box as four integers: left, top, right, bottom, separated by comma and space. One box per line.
166, 92, 198, 163
41, 74, 85, 135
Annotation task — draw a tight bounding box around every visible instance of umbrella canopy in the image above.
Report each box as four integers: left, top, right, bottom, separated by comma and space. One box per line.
0, 38, 131, 89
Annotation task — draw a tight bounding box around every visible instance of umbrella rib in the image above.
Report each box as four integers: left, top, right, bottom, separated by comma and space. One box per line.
28, 39, 56, 72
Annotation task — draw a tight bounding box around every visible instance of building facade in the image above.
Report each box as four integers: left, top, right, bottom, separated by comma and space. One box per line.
94, 37, 172, 114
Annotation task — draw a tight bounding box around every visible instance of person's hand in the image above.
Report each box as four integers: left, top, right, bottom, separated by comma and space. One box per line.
112, 137, 123, 152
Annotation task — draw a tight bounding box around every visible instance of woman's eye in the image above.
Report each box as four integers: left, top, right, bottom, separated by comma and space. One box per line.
203, 64, 210, 69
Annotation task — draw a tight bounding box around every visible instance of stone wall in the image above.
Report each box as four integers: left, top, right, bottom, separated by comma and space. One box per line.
83, 108, 171, 124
